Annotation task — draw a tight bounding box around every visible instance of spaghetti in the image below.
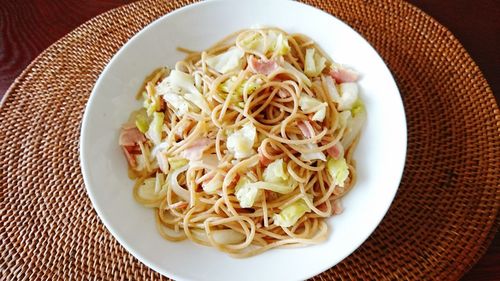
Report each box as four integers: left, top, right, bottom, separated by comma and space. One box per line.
118, 27, 366, 257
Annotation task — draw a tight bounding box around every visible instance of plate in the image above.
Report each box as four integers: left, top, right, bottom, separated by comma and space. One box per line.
80, 0, 407, 280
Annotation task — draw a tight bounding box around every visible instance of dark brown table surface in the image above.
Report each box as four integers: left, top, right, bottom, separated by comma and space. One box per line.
1, 0, 498, 280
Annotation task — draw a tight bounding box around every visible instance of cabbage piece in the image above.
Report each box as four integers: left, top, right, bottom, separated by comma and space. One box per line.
128, 108, 149, 133
273, 199, 311, 227
263, 159, 288, 183
134, 154, 147, 172
338, 98, 366, 149
240, 79, 262, 94
137, 173, 166, 202
162, 92, 191, 116
239, 30, 290, 56
202, 174, 223, 194
242, 181, 295, 194
299, 93, 327, 122
143, 93, 162, 117
141, 87, 161, 117
154, 172, 166, 193
185, 90, 210, 113
192, 229, 246, 245
219, 77, 262, 105
351, 98, 365, 116
226, 123, 256, 159
265, 31, 278, 52
168, 158, 189, 170
206, 47, 245, 74
219, 76, 238, 94
299, 93, 324, 112
219, 77, 262, 96
156, 75, 181, 95
281, 61, 312, 87
338, 82, 359, 111
156, 70, 210, 115
274, 32, 290, 55
341, 111, 366, 148
167, 70, 199, 94
304, 49, 316, 76
169, 70, 210, 114
134, 109, 150, 133
304, 48, 327, 77
300, 142, 326, 162
137, 178, 155, 198
146, 112, 164, 145
327, 157, 349, 187
325, 76, 360, 111
312, 108, 326, 122
240, 32, 266, 53
235, 177, 262, 208
324, 75, 340, 103
210, 229, 246, 244
338, 110, 352, 129
151, 141, 169, 159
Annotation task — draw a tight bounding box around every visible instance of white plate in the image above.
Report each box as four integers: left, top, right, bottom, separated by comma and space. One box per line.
80, 0, 407, 280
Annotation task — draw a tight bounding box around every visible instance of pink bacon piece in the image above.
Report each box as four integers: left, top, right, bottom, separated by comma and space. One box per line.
119, 126, 146, 146
332, 199, 343, 215
119, 126, 146, 168
249, 56, 278, 75
329, 67, 359, 83
321, 139, 344, 159
326, 145, 341, 159
121, 146, 137, 168
277, 89, 290, 98
181, 138, 211, 161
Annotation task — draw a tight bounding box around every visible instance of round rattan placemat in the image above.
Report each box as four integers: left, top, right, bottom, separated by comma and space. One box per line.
1, 0, 499, 280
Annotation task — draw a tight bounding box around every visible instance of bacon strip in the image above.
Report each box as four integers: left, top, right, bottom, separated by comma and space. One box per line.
119, 127, 146, 146
329, 67, 359, 83
326, 145, 340, 159
181, 138, 211, 161
333, 199, 343, 215
321, 141, 344, 159
278, 89, 290, 98
119, 126, 146, 168
248, 56, 278, 75
121, 146, 137, 168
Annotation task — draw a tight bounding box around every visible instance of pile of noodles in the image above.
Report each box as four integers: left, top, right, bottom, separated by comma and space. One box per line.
119, 28, 365, 258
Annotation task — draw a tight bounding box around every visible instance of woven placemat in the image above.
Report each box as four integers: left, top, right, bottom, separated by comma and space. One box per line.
1, 0, 499, 280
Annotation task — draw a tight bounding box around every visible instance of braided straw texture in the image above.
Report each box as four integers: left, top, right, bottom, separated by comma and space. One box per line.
1, 0, 499, 280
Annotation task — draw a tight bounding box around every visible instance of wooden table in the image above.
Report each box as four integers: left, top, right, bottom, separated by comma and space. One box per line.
1, 0, 498, 280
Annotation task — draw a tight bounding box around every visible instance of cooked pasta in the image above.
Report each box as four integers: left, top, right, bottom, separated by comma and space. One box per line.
118, 27, 366, 258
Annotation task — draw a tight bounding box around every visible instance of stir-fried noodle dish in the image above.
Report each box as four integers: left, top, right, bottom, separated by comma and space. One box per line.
118, 28, 366, 257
